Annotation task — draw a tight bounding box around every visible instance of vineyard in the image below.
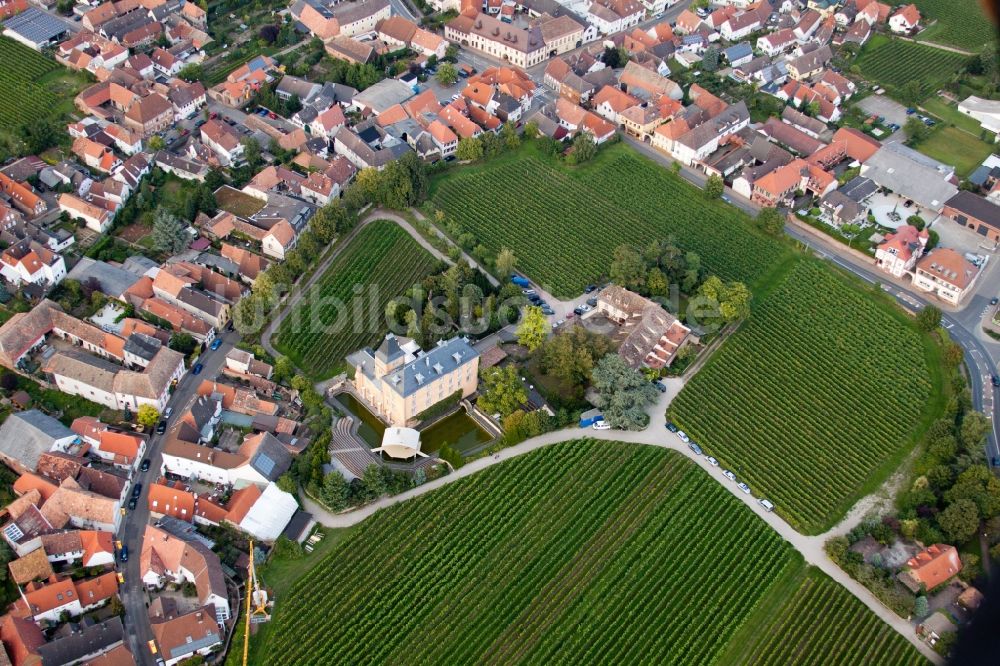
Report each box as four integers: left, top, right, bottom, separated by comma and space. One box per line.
669, 260, 934, 534
431, 147, 788, 296
736, 569, 925, 665
273, 220, 441, 378
856, 36, 969, 101
245, 442, 923, 666
0, 38, 62, 130
911, 0, 994, 50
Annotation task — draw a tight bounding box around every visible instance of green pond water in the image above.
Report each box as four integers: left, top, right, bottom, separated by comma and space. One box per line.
334, 393, 492, 455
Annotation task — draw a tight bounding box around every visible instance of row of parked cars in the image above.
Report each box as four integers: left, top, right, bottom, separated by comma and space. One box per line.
665, 422, 774, 512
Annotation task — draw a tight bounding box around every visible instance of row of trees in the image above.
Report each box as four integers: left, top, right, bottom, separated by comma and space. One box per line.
455, 123, 522, 161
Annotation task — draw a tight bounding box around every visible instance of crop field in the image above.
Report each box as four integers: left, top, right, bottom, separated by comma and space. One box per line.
734, 569, 925, 666
273, 220, 441, 377
0, 38, 62, 129
246, 442, 924, 665
856, 36, 970, 100
669, 260, 934, 534
912, 0, 994, 50
431, 146, 787, 296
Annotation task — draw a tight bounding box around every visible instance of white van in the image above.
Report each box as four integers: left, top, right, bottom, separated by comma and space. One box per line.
759, 499, 774, 512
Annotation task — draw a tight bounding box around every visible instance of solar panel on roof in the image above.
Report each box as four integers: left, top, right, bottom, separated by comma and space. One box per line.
254, 452, 276, 477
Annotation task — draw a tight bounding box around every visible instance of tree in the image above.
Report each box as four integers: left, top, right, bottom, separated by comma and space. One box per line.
276, 473, 297, 494
916, 305, 941, 332
702, 46, 719, 72
899, 80, 924, 107
259, 24, 279, 43
147, 135, 165, 151
517, 306, 549, 352
320, 471, 350, 510
500, 121, 520, 150
455, 137, 483, 161
602, 45, 627, 69
609, 244, 646, 290
905, 116, 930, 144
20, 119, 59, 155
176, 63, 204, 83
704, 174, 724, 199
570, 132, 596, 163
477, 365, 527, 418
435, 62, 459, 86
137, 404, 160, 428
538, 325, 615, 387
960, 411, 991, 452
168, 332, 197, 355
914, 595, 929, 618
937, 498, 980, 543
150, 209, 188, 253
274, 355, 295, 383
646, 267, 668, 297
360, 464, 387, 501
495, 248, 516, 276
523, 121, 539, 139
756, 207, 785, 235
591, 354, 658, 430
242, 137, 262, 170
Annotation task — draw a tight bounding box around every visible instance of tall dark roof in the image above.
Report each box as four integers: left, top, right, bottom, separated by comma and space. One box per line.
945, 191, 1000, 229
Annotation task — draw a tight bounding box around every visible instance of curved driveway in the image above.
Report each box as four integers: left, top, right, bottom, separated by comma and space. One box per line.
301, 380, 941, 663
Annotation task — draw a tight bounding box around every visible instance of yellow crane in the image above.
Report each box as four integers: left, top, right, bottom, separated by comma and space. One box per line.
242, 541, 271, 666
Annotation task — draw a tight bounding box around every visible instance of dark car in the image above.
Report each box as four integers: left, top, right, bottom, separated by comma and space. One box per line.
227, 320, 235, 331
573, 307, 584, 316
192, 362, 203, 375
586, 297, 598, 307
119, 545, 128, 562
127, 497, 137, 510
210, 338, 223, 351
990, 297, 998, 306
584, 284, 597, 293
906, 107, 916, 114
131, 482, 142, 499
140, 458, 151, 472
992, 375, 1000, 387
666, 422, 678, 432
652, 380, 667, 393
156, 420, 166, 435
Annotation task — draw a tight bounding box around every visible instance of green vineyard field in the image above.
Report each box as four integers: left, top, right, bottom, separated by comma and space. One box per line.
669, 260, 934, 534
244, 442, 925, 665
911, 0, 994, 50
856, 36, 969, 100
432, 146, 788, 296
273, 220, 441, 378
0, 38, 61, 129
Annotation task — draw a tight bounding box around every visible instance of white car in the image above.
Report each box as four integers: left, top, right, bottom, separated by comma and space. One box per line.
737, 482, 751, 495
677, 431, 690, 443
580, 304, 591, 312
592, 421, 611, 430
723, 470, 737, 482
706, 456, 719, 467
556, 319, 565, 328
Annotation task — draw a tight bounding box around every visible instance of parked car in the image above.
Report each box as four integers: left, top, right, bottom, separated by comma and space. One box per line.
140, 459, 150, 472
652, 380, 666, 393
906, 107, 916, 114
163, 407, 172, 419
127, 497, 137, 510
688, 442, 703, 455
556, 319, 565, 328
156, 420, 166, 435
131, 483, 142, 499
723, 470, 737, 482
573, 307, 584, 316
580, 304, 591, 312
541, 307, 554, 316
586, 297, 598, 307
584, 284, 597, 293
192, 362, 203, 375
759, 499, 774, 512
522, 289, 536, 295
210, 338, 223, 351
677, 431, 690, 443
227, 320, 235, 331
666, 422, 678, 432
119, 545, 128, 562
992, 375, 1000, 387
990, 296, 998, 306
737, 482, 752, 495
592, 421, 611, 430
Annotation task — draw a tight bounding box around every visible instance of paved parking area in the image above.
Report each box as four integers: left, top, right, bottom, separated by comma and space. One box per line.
855, 95, 908, 141
932, 214, 997, 255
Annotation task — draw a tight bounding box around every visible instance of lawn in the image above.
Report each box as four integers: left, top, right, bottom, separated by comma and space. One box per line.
911, 0, 995, 50
856, 35, 970, 101
430, 141, 790, 297
919, 96, 988, 136
915, 125, 996, 177
669, 260, 940, 535
273, 220, 442, 378
241, 442, 925, 665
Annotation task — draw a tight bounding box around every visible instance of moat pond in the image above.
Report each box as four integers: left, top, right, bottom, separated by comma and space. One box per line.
335, 393, 493, 456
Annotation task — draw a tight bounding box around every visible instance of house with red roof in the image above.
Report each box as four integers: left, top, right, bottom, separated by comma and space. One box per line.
874, 224, 929, 277
898, 544, 962, 593
889, 3, 920, 33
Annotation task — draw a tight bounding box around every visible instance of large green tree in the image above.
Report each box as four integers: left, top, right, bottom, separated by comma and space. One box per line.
591, 354, 658, 430
517, 306, 549, 351
151, 209, 189, 254
477, 365, 528, 418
